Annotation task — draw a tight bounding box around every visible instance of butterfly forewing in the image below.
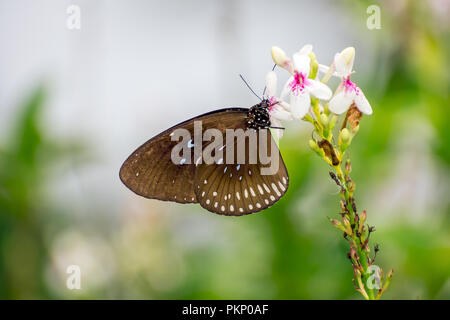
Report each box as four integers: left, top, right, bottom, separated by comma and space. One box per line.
119, 108, 249, 204
194, 128, 289, 215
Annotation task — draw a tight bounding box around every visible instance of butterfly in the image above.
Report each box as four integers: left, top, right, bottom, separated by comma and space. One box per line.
119, 99, 289, 216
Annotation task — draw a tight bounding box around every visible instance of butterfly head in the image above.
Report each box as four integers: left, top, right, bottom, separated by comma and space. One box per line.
246, 99, 271, 130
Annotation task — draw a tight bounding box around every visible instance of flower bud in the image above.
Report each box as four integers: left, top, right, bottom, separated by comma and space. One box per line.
309, 139, 325, 158
350, 247, 359, 261
345, 159, 352, 174
340, 128, 351, 143
271, 46, 293, 73
339, 128, 352, 153
342, 216, 353, 235
386, 269, 394, 279
328, 217, 346, 232
359, 210, 367, 225
348, 181, 356, 193
308, 52, 319, 79
319, 113, 329, 127
340, 47, 355, 67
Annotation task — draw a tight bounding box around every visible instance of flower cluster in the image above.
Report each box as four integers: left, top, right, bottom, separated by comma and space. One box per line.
265, 45, 393, 300
266, 45, 372, 140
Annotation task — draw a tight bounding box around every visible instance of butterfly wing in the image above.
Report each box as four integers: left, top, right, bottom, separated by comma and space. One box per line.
194, 128, 289, 216
119, 108, 249, 204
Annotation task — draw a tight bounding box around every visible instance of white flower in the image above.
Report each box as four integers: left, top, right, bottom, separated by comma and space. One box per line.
328, 47, 372, 115
271, 46, 332, 120
264, 71, 293, 139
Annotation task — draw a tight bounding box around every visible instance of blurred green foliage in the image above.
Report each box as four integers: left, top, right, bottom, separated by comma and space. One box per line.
0, 1, 448, 299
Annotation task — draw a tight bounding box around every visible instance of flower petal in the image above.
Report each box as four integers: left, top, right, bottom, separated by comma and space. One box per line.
334, 48, 354, 78
278, 100, 291, 111
328, 90, 354, 114
280, 77, 293, 101
354, 88, 372, 115
292, 54, 310, 76
270, 118, 284, 140
271, 46, 294, 73
290, 90, 311, 119
270, 105, 293, 121
265, 71, 277, 98
306, 79, 332, 100
298, 44, 313, 56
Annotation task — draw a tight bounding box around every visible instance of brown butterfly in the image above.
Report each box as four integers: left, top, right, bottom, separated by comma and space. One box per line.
119, 99, 289, 216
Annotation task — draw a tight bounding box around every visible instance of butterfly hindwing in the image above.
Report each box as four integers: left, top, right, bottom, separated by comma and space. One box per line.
194, 128, 289, 215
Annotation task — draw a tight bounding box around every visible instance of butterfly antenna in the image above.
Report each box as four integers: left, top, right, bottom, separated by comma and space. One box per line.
262, 64, 277, 97
270, 126, 285, 130
239, 74, 262, 101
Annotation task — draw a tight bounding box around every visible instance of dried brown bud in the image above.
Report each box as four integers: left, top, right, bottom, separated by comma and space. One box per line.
343, 103, 363, 129
350, 197, 357, 214
317, 139, 339, 166
345, 159, 352, 173
340, 200, 346, 212
360, 210, 367, 224
350, 247, 359, 261
387, 269, 394, 279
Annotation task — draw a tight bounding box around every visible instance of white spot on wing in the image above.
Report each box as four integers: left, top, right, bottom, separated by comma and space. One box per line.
263, 183, 270, 193
236, 192, 240, 200
278, 181, 286, 191
248, 204, 253, 210
250, 187, 256, 197
257, 184, 264, 195
244, 189, 249, 198
271, 183, 281, 196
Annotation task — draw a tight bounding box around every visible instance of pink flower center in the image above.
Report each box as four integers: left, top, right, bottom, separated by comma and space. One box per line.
268, 96, 278, 113
289, 72, 309, 95
344, 77, 358, 93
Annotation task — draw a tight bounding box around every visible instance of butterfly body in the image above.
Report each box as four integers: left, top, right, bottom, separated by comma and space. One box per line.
120, 100, 289, 215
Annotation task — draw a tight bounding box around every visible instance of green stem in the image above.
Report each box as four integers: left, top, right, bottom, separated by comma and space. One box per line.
335, 165, 375, 300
